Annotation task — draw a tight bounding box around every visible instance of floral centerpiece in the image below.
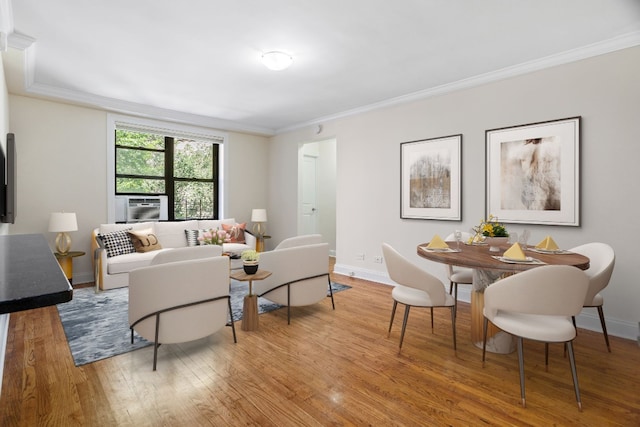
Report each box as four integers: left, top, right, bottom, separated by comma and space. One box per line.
472, 215, 509, 252
241, 249, 260, 274
198, 228, 230, 246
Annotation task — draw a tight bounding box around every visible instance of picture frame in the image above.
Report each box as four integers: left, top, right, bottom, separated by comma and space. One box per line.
486, 116, 580, 226
401, 134, 462, 220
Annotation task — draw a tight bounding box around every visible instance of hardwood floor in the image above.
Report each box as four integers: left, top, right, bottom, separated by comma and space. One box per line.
1, 264, 639, 426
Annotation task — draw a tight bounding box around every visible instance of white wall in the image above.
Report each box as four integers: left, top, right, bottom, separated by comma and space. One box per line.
8, 95, 270, 283
270, 46, 640, 340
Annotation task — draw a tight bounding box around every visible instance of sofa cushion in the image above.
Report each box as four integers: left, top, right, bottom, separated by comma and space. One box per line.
222, 222, 246, 243
128, 228, 163, 253
98, 229, 136, 258
153, 220, 198, 248
107, 249, 171, 275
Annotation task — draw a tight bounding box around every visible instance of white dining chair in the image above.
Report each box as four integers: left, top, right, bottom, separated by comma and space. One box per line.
569, 242, 615, 352
444, 232, 473, 316
382, 243, 456, 351
482, 265, 589, 410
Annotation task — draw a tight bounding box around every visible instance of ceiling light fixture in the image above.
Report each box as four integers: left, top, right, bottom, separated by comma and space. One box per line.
261, 51, 293, 71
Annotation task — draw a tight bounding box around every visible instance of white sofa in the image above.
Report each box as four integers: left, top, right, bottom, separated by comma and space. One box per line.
92, 219, 255, 290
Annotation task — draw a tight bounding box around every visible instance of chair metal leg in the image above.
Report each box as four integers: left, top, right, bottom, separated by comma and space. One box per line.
388, 301, 398, 337
453, 282, 459, 319
517, 337, 526, 408
450, 306, 457, 350
430, 307, 434, 331
482, 318, 488, 363
287, 284, 291, 325
327, 277, 335, 310
566, 341, 583, 411
227, 297, 237, 343
545, 343, 549, 369
449, 281, 454, 295
399, 305, 411, 349
597, 306, 611, 352
153, 313, 161, 371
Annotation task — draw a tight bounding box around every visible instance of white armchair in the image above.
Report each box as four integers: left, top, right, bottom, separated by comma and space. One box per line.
252, 240, 333, 324
129, 256, 236, 370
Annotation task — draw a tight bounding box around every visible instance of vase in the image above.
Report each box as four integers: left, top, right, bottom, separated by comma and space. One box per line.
484, 237, 509, 253
243, 261, 259, 275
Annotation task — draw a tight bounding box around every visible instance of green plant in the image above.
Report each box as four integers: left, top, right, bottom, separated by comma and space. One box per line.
473, 214, 509, 238
241, 249, 260, 262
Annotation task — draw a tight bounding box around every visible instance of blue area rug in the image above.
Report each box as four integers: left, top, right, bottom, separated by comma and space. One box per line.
57, 281, 351, 366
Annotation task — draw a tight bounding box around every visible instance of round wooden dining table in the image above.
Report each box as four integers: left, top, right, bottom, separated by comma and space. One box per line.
417, 241, 590, 353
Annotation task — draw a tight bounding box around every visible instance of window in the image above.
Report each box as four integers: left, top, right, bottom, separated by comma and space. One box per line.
114, 125, 222, 220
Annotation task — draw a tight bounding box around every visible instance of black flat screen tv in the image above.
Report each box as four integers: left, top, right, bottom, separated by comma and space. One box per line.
1, 132, 16, 224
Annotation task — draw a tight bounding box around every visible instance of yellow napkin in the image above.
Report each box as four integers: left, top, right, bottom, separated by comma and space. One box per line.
427, 234, 449, 249
536, 236, 559, 250
503, 242, 527, 260
467, 234, 484, 244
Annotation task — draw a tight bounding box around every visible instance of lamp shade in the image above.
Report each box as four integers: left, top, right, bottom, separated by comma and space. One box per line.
251, 209, 267, 222
48, 212, 78, 232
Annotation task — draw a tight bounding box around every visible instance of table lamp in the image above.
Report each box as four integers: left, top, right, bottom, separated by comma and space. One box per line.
251, 208, 267, 237
48, 212, 78, 255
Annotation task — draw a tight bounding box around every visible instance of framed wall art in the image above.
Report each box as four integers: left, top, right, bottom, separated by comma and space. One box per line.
401, 134, 461, 220
486, 116, 580, 226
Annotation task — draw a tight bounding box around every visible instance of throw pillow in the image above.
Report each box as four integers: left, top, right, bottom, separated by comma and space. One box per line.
128, 228, 163, 253
185, 229, 206, 246
222, 222, 246, 243
97, 229, 136, 258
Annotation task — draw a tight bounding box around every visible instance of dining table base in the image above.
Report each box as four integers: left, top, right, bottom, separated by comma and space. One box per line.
470, 290, 516, 354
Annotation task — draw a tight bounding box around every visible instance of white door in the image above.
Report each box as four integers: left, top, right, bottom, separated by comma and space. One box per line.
301, 155, 318, 235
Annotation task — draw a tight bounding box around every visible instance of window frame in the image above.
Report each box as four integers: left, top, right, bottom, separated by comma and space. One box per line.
107, 114, 227, 223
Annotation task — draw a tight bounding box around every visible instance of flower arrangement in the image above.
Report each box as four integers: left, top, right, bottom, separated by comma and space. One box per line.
472, 214, 509, 240
198, 228, 230, 246
241, 249, 260, 263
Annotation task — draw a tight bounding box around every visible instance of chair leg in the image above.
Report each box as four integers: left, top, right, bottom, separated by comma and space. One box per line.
449, 281, 454, 295
453, 282, 459, 319
327, 277, 335, 310
572, 315, 577, 335
545, 343, 549, 369
227, 297, 237, 343
450, 306, 457, 350
388, 301, 398, 337
399, 305, 411, 349
566, 340, 583, 411
482, 317, 488, 363
287, 284, 291, 325
597, 306, 611, 352
430, 307, 434, 331
517, 337, 526, 408
153, 313, 161, 371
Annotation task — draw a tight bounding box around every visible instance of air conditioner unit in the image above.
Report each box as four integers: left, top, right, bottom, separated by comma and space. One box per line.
115, 196, 168, 223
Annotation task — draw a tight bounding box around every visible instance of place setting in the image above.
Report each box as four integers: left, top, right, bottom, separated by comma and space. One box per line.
419, 234, 462, 253
528, 235, 574, 255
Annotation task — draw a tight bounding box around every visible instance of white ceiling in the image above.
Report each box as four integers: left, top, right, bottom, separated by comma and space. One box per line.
2, 0, 640, 135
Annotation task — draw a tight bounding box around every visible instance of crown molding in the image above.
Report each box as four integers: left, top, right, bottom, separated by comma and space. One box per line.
24, 80, 277, 136
276, 30, 640, 134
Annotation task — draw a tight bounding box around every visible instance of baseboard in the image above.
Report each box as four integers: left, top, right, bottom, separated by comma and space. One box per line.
334, 262, 639, 343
